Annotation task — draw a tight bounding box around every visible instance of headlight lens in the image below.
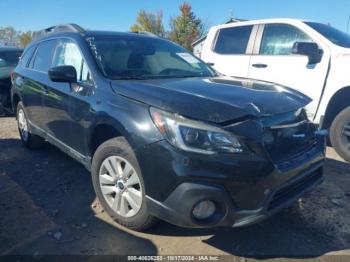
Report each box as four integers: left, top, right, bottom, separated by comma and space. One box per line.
150, 108, 244, 154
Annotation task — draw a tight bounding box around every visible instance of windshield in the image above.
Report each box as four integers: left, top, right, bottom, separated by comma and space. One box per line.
88, 36, 215, 79
0, 50, 22, 67
305, 22, 350, 48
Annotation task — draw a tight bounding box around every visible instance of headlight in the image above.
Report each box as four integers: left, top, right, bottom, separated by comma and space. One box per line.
150, 107, 244, 154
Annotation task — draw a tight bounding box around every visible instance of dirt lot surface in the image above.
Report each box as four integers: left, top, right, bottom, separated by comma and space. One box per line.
1, 116, 350, 261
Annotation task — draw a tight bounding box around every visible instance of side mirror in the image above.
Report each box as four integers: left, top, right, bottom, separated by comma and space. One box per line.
292, 42, 323, 64
48, 65, 77, 83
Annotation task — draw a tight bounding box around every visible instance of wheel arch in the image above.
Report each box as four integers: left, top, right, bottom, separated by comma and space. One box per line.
322, 86, 350, 129
11, 93, 21, 114
88, 120, 126, 158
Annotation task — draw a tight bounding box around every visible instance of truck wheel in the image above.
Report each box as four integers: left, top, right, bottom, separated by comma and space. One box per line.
16, 102, 44, 149
330, 106, 350, 162
91, 137, 157, 231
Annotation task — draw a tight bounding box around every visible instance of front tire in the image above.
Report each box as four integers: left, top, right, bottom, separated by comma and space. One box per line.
16, 102, 44, 149
91, 137, 156, 231
330, 106, 350, 162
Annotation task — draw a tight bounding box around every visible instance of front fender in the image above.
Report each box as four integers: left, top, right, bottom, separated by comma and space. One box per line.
88, 94, 163, 154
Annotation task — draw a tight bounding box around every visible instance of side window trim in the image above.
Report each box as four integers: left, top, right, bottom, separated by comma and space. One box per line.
252, 24, 265, 55
246, 24, 259, 54
211, 25, 255, 55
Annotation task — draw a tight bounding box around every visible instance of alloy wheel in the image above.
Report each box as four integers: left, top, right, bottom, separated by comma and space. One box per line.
98, 155, 143, 218
18, 108, 29, 142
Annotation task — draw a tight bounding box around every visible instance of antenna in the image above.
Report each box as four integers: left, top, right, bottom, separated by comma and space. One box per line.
229, 9, 234, 19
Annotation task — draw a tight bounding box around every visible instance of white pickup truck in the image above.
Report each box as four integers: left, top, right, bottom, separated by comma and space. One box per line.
200, 18, 350, 161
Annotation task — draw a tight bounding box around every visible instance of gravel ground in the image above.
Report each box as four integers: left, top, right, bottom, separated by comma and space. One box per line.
0, 116, 350, 260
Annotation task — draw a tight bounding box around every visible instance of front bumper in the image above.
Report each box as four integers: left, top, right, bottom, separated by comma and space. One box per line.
137, 128, 326, 228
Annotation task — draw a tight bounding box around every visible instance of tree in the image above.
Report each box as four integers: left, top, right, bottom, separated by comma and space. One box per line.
19, 31, 34, 47
168, 2, 206, 51
130, 10, 165, 37
0, 26, 20, 46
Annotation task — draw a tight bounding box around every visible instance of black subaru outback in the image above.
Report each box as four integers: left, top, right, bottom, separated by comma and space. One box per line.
11, 24, 326, 231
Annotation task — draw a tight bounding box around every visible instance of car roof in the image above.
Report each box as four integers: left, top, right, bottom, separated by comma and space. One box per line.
29, 24, 166, 49
32, 30, 160, 44
85, 30, 158, 38
29, 24, 163, 46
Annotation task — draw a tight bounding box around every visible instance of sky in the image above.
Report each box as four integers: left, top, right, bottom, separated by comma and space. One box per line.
1, 0, 350, 33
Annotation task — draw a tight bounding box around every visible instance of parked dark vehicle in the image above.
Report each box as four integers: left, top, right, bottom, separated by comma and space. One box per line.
0, 47, 22, 115
11, 24, 326, 231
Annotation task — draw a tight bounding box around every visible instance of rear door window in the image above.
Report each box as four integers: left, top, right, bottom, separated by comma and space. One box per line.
260, 24, 313, 55
19, 46, 36, 68
32, 40, 57, 72
213, 25, 253, 54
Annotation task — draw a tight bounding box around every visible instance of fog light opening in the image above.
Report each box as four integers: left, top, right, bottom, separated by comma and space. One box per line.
192, 200, 216, 220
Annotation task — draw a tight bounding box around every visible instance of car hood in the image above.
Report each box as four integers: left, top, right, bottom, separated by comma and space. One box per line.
110, 76, 311, 124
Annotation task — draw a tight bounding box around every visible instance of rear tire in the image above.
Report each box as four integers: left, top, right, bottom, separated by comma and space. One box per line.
91, 137, 157, 231
330, 106, 350, 162
16, 102, 44, 149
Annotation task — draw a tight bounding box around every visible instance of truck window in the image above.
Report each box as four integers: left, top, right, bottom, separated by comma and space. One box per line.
213, 25, 253, 55
260, 24, 312, 55
305, 22, 350, 48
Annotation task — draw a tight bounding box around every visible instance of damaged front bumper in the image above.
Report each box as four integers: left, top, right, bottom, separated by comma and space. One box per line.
139, 126, 326, 228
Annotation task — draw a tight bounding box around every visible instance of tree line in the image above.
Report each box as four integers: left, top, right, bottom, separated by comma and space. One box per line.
130, 2, 206, 51
0, 27, 34, 48
0, 2, 206, 51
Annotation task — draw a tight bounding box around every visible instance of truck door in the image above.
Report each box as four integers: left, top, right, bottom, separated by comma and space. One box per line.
247, 23, 331, 120
202, 24, 257, 78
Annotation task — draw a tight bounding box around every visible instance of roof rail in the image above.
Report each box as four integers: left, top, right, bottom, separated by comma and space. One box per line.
131, 31, 159, 38
33, 24, 85, 39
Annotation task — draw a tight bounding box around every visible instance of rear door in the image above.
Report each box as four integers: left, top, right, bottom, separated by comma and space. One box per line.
202, 24, 257, 78
19, 40, 57, 129
248, 23, 331, 119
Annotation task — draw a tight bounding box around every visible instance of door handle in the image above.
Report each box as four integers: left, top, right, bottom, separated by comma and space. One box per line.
252, 63, 268, 68
206, 62, 215, 66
